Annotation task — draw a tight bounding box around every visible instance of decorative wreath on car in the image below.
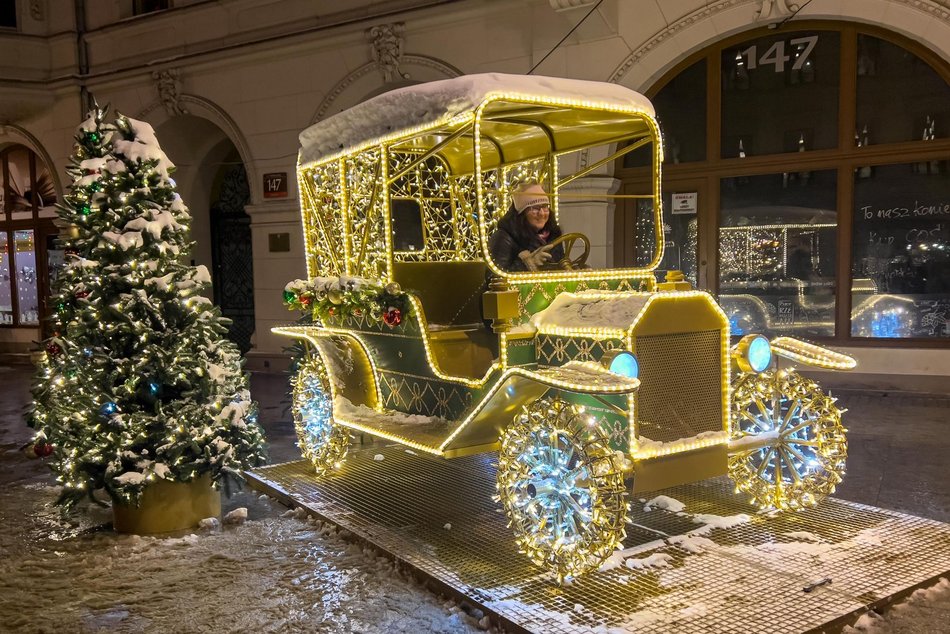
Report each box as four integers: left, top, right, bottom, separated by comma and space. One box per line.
283, 276, 410, 327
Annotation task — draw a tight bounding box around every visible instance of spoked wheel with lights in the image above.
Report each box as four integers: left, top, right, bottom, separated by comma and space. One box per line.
292, 351, 349, 476
497, 396, 628, 581
728, 369, 847, 511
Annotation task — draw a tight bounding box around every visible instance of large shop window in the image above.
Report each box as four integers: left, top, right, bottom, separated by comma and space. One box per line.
719, 170, 837, 339
722, 31, 839, 158
851, 160, 950, 338
0, 146, 59, 328
619, 23, 950, 343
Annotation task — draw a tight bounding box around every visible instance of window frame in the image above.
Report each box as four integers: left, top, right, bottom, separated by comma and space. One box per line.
616, 21, 950, 348
0, 146, 59, 329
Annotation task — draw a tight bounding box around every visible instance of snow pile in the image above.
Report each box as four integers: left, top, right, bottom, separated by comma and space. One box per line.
533, 360, 640, 390
643, 495, 686, 513
299, 73, 654, 166
224, 508, 247, 525
668, 534, 718, 554
635, 430, 729, 455
531, 291, 650, 331
112, 118, 175, 180
198, 517, 220, 531
843, 577, 950, 633
624, 553, 674, 570
688, 513, 752, 536
336, 397, 449, 427
782, 531, 824, 542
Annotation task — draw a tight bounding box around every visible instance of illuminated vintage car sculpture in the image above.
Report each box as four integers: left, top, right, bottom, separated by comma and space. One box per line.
276, 73, 856, 580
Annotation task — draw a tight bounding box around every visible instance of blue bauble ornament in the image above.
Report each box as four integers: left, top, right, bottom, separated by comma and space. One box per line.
99, 401, 118, 418
148, 381, 161, 397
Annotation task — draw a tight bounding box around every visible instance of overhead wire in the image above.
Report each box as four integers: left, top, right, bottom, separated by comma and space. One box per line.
527, 0, 605, 75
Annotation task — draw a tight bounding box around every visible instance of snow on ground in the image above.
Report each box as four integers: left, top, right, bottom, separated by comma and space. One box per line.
0, 434, 485, 634
3, 370, 950, 633
594, 495, 950, 632
642, 495, 686, 513
0, 480, 488, 633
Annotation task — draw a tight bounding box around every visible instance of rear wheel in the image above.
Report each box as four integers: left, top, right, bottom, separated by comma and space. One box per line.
497, 397, 628, 581
292, 352, 349, 476
728, 369, 847, 511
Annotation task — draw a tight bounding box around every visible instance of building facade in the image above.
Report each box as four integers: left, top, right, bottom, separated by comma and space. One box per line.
0, 0, 947, 389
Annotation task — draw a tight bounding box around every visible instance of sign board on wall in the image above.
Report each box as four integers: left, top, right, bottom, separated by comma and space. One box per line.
671, 192, 698, 214
263, 173, 288, 198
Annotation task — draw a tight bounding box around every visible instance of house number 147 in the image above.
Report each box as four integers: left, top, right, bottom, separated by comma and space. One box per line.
739, 35, 818, 72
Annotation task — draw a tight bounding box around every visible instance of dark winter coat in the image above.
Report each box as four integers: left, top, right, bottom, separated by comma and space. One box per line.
487, 207, 564, 272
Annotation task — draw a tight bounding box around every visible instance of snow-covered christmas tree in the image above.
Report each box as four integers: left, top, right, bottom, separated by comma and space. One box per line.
27, 106, 266, 511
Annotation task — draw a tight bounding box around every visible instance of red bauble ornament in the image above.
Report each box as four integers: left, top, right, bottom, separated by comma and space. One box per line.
75, 290, 89, 299
46, 342, 62, 357
382, 307, 402, 328
33, 442, 54, 457
300, 294, 312, 307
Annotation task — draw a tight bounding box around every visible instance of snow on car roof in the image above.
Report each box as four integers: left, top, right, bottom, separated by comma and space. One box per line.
298, 73, 655, 168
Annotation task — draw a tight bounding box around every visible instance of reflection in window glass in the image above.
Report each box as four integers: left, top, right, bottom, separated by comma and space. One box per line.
630, 198, 659, 268
5, 147, 34, 220
719, 170, 838, 338
14, 230, 38, 325
34, 158, 58, 218
654, 190, 698, 286
722, 31, 839, 158
46, 234, 65, 289
624, 61, 706, 168
851, 161, 950, 338
0, 233, 11, 324
856, 35, 950, 146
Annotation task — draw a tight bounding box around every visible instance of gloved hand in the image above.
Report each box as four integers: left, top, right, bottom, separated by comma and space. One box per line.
518, 245, 554, 271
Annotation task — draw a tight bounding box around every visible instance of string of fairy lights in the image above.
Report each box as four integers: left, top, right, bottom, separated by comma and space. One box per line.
27, 107, 265, 509
279, 83, 857, 579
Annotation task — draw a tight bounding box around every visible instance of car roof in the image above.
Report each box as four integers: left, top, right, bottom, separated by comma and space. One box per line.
298, 72, 657, 171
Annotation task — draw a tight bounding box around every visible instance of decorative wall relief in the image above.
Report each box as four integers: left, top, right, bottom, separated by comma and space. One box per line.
755, 0, 799, 21
152, 69, 188, 117
369, 23, 409, 82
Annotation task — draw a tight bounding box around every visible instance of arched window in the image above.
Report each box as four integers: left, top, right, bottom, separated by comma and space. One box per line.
0, 145, 59, 327
618, 23, 950, 344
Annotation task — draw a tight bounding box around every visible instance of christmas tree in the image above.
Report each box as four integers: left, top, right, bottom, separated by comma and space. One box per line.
27, 106, 266, 511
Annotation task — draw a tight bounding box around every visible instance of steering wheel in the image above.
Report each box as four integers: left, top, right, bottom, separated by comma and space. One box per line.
541, 232, 591, 270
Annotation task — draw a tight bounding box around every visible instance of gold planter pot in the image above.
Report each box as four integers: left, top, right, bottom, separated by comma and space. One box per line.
112, 474, 221, 535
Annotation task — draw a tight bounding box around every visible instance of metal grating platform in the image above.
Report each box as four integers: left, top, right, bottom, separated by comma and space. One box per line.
246, 443, 950, 633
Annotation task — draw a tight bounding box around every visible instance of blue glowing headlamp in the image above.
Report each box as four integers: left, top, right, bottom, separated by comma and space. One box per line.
601, 350, 639, 379
734, 334, 772, 373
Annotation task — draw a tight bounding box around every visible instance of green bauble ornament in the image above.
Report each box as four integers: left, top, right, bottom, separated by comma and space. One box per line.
81, 204, 91, 216
86, 131, 100, 144
282, 289, 296, 304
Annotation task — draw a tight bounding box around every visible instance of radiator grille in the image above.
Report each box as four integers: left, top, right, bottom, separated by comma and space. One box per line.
635, 330, 723, 444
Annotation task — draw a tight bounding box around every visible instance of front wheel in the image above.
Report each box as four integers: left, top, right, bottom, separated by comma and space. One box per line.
728, 369, 847, 511
292, 351, 349, 476
497, 397, 628, 581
